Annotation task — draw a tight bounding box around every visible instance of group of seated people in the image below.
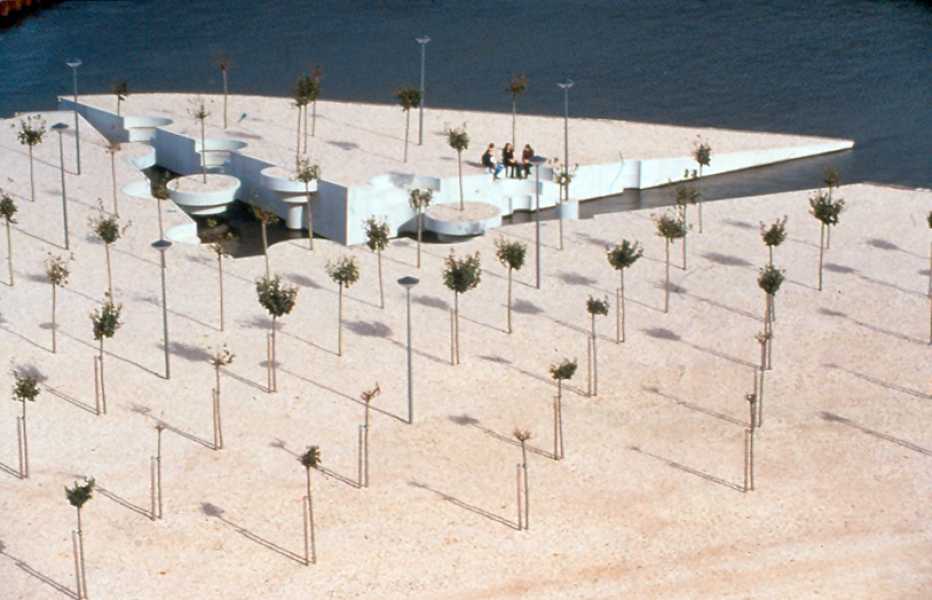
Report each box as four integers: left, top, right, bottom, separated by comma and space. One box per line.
481, 142, 535, 180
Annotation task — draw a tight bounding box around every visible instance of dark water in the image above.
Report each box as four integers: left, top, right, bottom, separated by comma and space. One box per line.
2, 0, 930, 199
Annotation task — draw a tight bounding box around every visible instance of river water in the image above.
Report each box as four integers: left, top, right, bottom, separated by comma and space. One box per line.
1, 0, 929, 208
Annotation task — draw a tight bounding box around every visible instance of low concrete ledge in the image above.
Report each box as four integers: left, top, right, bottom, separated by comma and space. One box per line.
122, 179, 154, 200
168, 173, 241, 217
424, 202, 502, 237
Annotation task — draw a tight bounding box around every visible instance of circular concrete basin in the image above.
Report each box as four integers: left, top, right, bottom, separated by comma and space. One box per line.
167, 174, 241, 217
261, 165, 318, 194
424, 202, 502, 237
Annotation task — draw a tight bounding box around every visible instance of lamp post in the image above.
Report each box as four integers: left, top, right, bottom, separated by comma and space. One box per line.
398, 275, 419, 424
65, 59, 82, 175
152, 239, 173, 379
51, 122, 70, 250
530, 155, 547, 289
416, 36, 430, 146
556, 79, 574, 198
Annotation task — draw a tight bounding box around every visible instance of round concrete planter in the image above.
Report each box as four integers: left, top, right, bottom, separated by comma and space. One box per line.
122, 179, 154, 200
122, 142, 156, 170
260, 165, 318, 193
424, 202, 502, 237
167, 174, 241, 217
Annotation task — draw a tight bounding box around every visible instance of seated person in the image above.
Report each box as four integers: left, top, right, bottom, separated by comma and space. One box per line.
521, 144, 534, 178
481, 143, 504, 179
502, 143, 517, 178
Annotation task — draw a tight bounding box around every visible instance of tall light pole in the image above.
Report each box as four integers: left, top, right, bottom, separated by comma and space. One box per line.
530, 155, 546, 289
557, 79, 574, 194
51, 122, 70, 249
416, 36, 430, 146
152, 239, 173, 379
398, 275, 419, 424
66, 59, 83, 175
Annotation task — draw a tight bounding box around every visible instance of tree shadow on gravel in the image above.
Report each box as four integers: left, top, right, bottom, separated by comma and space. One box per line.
819, 412, 931, 456
449, 413, 554, 459
628, 445, 744, 492
408, 480, 519, 530
0, 540, 78, 599
199, 502, 305, 565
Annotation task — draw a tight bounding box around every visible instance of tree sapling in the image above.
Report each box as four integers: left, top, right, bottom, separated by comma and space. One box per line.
326, 255, 360, 357
442, 251, 481, 365
364, 217, 390, 309
606, 239, 643, 343
495, 237, 527, 334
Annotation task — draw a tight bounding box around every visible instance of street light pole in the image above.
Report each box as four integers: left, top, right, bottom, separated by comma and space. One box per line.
66, 59, 83, 175
530, 156, 546, 289
416, 36, 430, 146
152, 240, 173, 379
51, 123, 70, 249
398, 276, 419, 424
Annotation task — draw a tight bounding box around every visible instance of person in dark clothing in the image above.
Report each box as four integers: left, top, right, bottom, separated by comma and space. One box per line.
502, 143, 517, 178
521, 144, 534, 178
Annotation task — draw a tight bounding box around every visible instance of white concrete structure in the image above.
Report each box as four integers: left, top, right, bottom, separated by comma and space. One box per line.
60, 94, 854, 247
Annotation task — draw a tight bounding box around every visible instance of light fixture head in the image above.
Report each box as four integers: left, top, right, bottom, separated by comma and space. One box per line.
416, 36, 431, 45
151, 239, 173, 252
66, 59, 82, 69
398, 275, 420, 289
51, 122, 69, 131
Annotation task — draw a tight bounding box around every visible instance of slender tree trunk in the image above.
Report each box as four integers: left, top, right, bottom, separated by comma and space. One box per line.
222, 69, 229, 129
377, 249, 384, 309
618, 270, 626, 343
304, 467, 316, 564
403, 110, 410, 163
5, 220, 12, 286
271, 316, 277, 392
110, 149, 119, 216
520, 441, 529, 530
553, 385, 560, 461
363, 405, 370, 487
156, 198, 165, 240
217, 253, 225, 331
303, 105, 308, 155
664, 240, 671, 313
758, 365, 765, 428
457, 151, 464, 211
511, 97, 517, 148
76, 507, 88, 599
591, 315, 598, 396
295, 106, 302, 163
99, 338, 106, 414
416, 211, 423, 269
20, 402, 28, 478
697, 165, 704, 233
305, 182, 314, 250
818, 224, 825, 291
682, 233, 687, 270
506, 267, 513, 334
826, 224, 831, 250
200, 119, 207, 183
453, 292, 460, 365
261, 222, 270, 278
28, 146, 35, 203
557, 384, 565, 459
768, 245, 773, 266
51, 284, 57, 352
105, 244, 113, 297
337, 284, 343, 356
311, 100, 317, 137
214, 364, 223, 449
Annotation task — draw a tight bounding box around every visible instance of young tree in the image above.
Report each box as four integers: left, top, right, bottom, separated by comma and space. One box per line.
309, 65, 322, 137
606, 240, 643, 343
1, 192, 17, 285
251, 206, 280, 278
443, 251, 481, 365
326, 255, 360, 357
45, 253, 71, 353
495, 237, 527, 334
359, 383, 380, 488
549, 358, 577, 460
209, 344, 234, 450
106, 141, 121, 216
757, 264, 784, 370
927, 211, 931, 344
256, 275, 298, 393
88, 202, 129, 298
448, 128, 470, 211
691, 138, 711, 233
508, 73, 528, 147
364, 217, 390, 309
674, 183, 699, 270
90, 295, 123, 415
210, 242, 231, 331
513, 428, 531, 530
12, 368, 41, 478
66, 478, 95, 599
760, 216, 788, 266
409, 188, 433, 268
298, 446, 320, 565
585, 296, 609, 397
292, 74, 314, 159
823, 167, 841, 249
295, 157, 320, 251
112, 81, 129, 116
396, 87, 422, 163
809, 190, 845, 291
188, 97, 211, 183
16, 116, 46, 203
653, 211, 687, 313
215, 54, 232, 129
